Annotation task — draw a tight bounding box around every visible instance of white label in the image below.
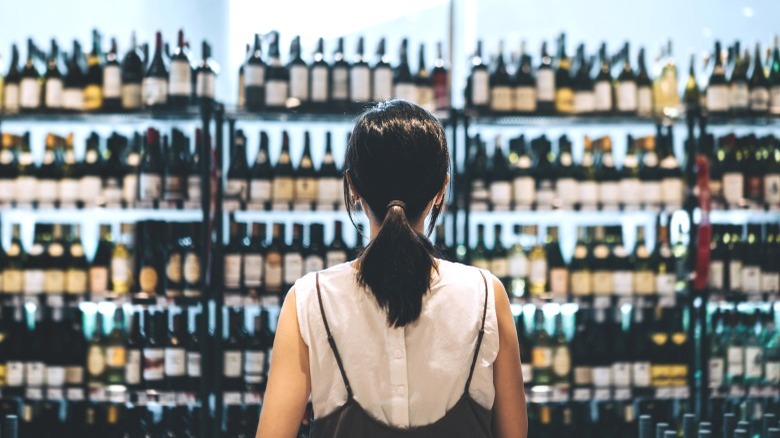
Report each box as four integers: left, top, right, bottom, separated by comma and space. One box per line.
265, 260, 283, 290
761, 272, 779, 293
578, 181, 599, 206
224, 254, 242, 289
142, 77, 168, 106
196, 72, 216, 98
226, 178, 248, 200
536, 69, 554, 102
187, 351, 201, 377
513, 176, 535, 206
224, 351, 242, 377
121, 83, 142, 109
529, 259, 547, 285
350, 66, 371, 101
706, 85, 730, 112
592, 366, 612, 387
245, 350, 267, 375
123, 173, 138, 204
44, 78, 64, 108
632, 362, 651, 387
728, 347, 744, 376
164, 348, 186, 376
521, 364, 533, 384
139, 174, 162, 200
642, 181, 662, 206
656, 273, 676, 295
612, 362, 631, 387
514, 86, 536, 112
310, 67, 329, 102
373, 67, 393, 101
46, 366, 66, 387
661, 178, 684, 207
25, 362, 45, 386
243, 254, 263, 287
37, 179, 59, 203
394, 83, 417, 102
3, 84, 19, 111
556, 177, 578, 207
490, 181, 512, 207
470, 70, 489, 105
741, 266, 761, 293
549, 268, 568, 296
729, 83, 749, 109
614, 271, 634, 296
250, 179, 272, 202
599, 182, 620, 207
245, 65, 265, 87
709, 358, 724, 387
729, 260, 742, 291
6, 362, 24, 386
637, 87, 653, 115
187, 175, 201, 201
24, 269, 44, 294
265, 81, 288, 106
750, 87, 770, 112
490, 257, 509, 278
169, 61, 192, 96
326, 251, 348, 268
620, 178, 642, 207
594, 81, 612, 111
709, 260, 724, 290
305, 255, 325, 275
745, 346, 762, 378
332, 67, 349, 99
79, 176, 103, 203
20, 78, 41, 108
103, 65, 122, 98
489, 86, 513, 112
143, 348, 165, 381
318, 178, 341, 203
288, 65, 309, 100
617, 81, 637, 111
573, 91, 595, 114
59, 178, 79, 203
0, 180, 14, 202
764, 173, 780, 204
766, 361, 780, 383
283, 253, 304, 284
16, 176, 37, 202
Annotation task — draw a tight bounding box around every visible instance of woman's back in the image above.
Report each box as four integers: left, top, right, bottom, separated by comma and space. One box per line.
296, 260, 499, 429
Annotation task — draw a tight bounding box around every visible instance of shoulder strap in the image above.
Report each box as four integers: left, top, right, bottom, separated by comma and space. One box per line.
315, 272, 354, 399
464, 270, 489, 394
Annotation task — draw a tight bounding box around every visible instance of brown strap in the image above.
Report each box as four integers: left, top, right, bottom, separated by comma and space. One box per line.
315, 272, 353, 399
464, 270, 489, 394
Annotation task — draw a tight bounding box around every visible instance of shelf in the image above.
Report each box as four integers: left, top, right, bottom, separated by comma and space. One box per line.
468, 209, 660, 226
0, 107, 205, 123
707, 209, 780, 224
233, 209, 353, 223
0, 207, 203, 223
465, 112, 780, 127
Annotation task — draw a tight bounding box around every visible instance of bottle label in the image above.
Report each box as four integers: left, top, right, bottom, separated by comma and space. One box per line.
187, 351, 201, 377
110, 256, 131, 290
641, 181, 662, 206
554, 177, 577, 207
570, 271, 593, 296
0, 178, 14, 202
106, 346, 126, 368
305, 255, 325, 275
611, 362, 631, 387
512, 176, 535, 206
310, 66, 329, 102
139, 266, 159, 293
729, 83, 749, 109
143, 348, 165, 381
224, 351, 243, 377
708, 357, 725, 387
44, 78, 64, 108
196, 71, 216, 98
529, 259, 547, 286
513, 86, 536, 112
79, 176, 103, 203
37, 179, 58, 203
20, 78, 41, 108
598, 182, 619, 207
573, 366, 592, 386
101, 65, 122, 99
633, 270, 655, 295
125, 350, 141, 384
552, 347, 571, 377
245, 351, 268, 375
3, 84, 19, 111
594, 81, 612, 111
592, 366, 612, 387
727, 346, 744, 376
592, 271, 614, 295
166, 252, 183, 284
250, 179, 272, 202
165, 175, 185, 199
741, 265, 762, 293
490, 181, 512, 207
490, 257, 509, 278
138, 173, 162, 200
295, 177, 318, 202
661, 178, 684, 207
521, 364, 533, 384
761, 272, 779, 293
326, 251, 348, 268
549, 268, 569, 297
744, 346, 762, 378
373, 67, 393, 101
122, 174, 138, 204
169, 60, 192, 96
288, 65, 309, 100
66, 269, 88, 295
6, 362, 23, 386
318, 177, 342, 204
272, 176, 295, 203
2, 268, 21, 294
617, 81, 637, 111
656, 273, 675, 295
632, 362, 651, 387
489, 86, 513, 112
142, 77, 168, 106
121, 83, 142, 109
750, 87, 770, 112
536, 69, 554, 102
83, 85, 102, 110
24, 269, 44, 294
224, 254, 242, 289
265, 256, 283, 292
706, 85, 730, 112
43, 269, 65, 294
184, 253, 201, 285
265, 80, 288, 106
350, 66, 371, 101
770, 86, 780, 114
708, 260, 724, 290
766, 361, 780, 383
394, 83, 417, 102
578, 181, 599, 206
226, 178, 248, 200
245, 65, 265, 87
87, 345, 106, 376
15, 176, 37, 202
531, 347, 553, 367
637, 87, 653, 115
58, 178, 78, 203
46, 366, 65, 387
243, 254, 263, 288
164, 348, 186, 376
417, 85, 435, 112
613, 271, 633, 296
764, 173, 780, 204
729, 261, 742, 291
470, 70, 489, 106
284, 253, 304, 284
25, 362, 45, 386
573, 91, 595, 114
332, 67, 349, 100
187, 175, 201, 201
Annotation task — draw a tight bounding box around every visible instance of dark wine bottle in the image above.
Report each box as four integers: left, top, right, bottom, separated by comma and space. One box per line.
554, 33, 574, 114
139, 128, 164, 202
636, 47, 653, 117
264, 223, 285, 294
243, 222, 266, 294
432, 41, 450, 112
264, 31, 288, 110
195, 40, 217, 103
271, 131, 295, 208
249, 131, 272, 207
310, 37, 329, 109
125, 310, 143, 390
350, 37, 371, 104
572, 44, 595, 115
143, 310, 165, 390
331, 37, 350, 110
227, 129, 249, 203
283, 223, 305, 290
513, 43, 536, 113
143, 31, 169, 108
83, 29, 104, 111
467, 40, 489, 111
102, 37, 122, 110
3, 43, 21, 113
393, 38, 416, 103
294, 132, 317, 207
120, 31, 144, 110
165, 312, 187, 391
169, 29, 192, 107
489, 41, 512, 113
372, 38, 393, 102
245, 34, 266, 111
62, 41, 85, 112
43, 39, 64, 110
748, 43, 770, 115
287, 36, 308, 107
706, 41, 730, 115
223, 308, 246, 391
224, 219, 245, 292
19, 38, 42, 112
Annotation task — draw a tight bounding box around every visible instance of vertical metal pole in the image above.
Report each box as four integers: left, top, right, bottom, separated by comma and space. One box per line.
198, 101, 213, 438
212, 104, 226, 438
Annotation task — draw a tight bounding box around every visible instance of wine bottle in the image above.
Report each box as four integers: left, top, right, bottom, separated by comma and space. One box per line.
43, 39, 63, 111
729, 43, 750, 115
3, 44, 21, 114
120, 132, 141, 206
636, 47, 653, 117
186, 129, 202, 204
392, 38, 416, 103
43, 306, 66, 389
15, 133, 37, 205
554, 34, 574, 114
226, 129, 249, 203
372, 38, 393, 102
527, 226, 547, 295
41, 224, 64, 295
748, 43, 770, 115
639, 135, 662, 208
264, 31, 288, 110
163, 223, 183, 297
59, 134, 79, 207
65, 225, 88, 297
195, 40, 217, 103
83, 30, 104, 111
244, 35, 266, 111
245, 310, 273, 392
166, 129, 188, 202
769, 36, 780, 115
37, 134, 63, 207
125, 310, 143, 390
248, 131, 272, 207
616, 43, 638, 114
19, 38, 42, 112
139, 128, 164, 202
721, 136, 744, 207
271, 131, 295, 208
531, 308, 553, 385
469, 134, 489, 211
490, 224, 509, 288
331, 37, 350, 109
326, 220, 348, 268
264, 223, 285, 295
185, 311, 202, 389
544, 226, 567, 298
513, 43, 536, 113
510, 135, 535, 209
655, 41, 681, 117
633, 226, 655, 295
165, 312, 187, 391
489, 136, 511, 210
488, 40, 512, 113
550, 312, 571, 387
533, 136, 555, 208
576, 136, 599, 209
593, 43, 613, 113
317, 132, 341, 211
597, 137, 620, 210
294, 132, 317, 207
23, 225, 46, 295
223, 308, 245, 391
79, 132, 104, 206
143, 311, 165, 389
101, 37, 122, 110
110, 223, 134, 295
287, 36, 308, 107
468, 40, 490, 111
309, 37, 330, 110
224, 219, 245, 292
243, 223, 266, 294
537, 41, 555, 113
168, 30, 191, 107
102, 307, 126, 386
137, 221, 164, 296
591, 227, 614, 296
572, 44, 595, 115
653, 221, 676, 296
86, 312, 106, 388
659, 131, 684, 210
62, 41, 85, 112
283, 223, 304, 290
143, 31, 169, 108
89, 225, 112, 299
350, 37, 371, 104
121, 32, 143, 110
415, 42, 435, 112
706, 41, 730, 115
553, 135, 577, 209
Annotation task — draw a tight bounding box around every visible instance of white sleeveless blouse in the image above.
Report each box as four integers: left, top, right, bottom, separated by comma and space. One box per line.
295, 260, 499, 429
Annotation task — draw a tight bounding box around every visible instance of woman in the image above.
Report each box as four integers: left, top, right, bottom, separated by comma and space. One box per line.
257, 100, 527, 437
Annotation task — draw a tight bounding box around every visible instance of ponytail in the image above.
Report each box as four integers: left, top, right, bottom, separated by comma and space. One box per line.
357, 201, 436, 327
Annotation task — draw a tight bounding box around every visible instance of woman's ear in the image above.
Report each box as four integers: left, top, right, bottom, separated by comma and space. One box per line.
435, 173, 451, 206
344, 171, 360, 202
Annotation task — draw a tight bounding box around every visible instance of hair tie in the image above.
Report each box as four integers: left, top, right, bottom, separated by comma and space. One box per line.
387, 200, 406, 211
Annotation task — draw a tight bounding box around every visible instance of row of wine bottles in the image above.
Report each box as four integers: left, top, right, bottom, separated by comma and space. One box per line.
708, 225, 780, 297
1, 29, 217, 114
466, 34, 780, 117
637, 411, 780, 438
237, 32, 449, 114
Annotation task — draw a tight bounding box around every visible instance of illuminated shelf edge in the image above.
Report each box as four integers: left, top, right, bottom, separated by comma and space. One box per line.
0, 208, 203, 222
